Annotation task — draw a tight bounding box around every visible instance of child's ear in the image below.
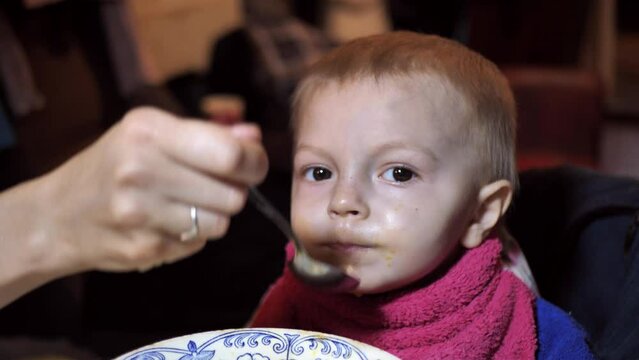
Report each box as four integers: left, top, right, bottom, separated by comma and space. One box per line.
461, 179, 513, 249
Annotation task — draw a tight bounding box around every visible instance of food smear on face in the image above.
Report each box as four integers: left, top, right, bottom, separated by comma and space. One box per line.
385, 248, 396, 268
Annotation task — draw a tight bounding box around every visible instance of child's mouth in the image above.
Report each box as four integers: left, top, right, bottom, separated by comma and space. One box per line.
323, 242, 375, 253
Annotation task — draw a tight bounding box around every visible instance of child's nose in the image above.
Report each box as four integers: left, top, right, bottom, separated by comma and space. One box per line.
328, 181, 370, 219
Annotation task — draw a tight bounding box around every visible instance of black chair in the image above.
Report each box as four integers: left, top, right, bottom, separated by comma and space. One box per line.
506, 166, 639, 359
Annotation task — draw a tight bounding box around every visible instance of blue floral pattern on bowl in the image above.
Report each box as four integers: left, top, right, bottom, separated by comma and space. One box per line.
116, 328, 399, 360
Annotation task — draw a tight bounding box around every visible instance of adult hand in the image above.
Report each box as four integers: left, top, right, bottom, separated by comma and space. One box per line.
0, 107, 268, 307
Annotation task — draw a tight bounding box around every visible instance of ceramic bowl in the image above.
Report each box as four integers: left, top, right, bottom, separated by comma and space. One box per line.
115, 328, 400, 360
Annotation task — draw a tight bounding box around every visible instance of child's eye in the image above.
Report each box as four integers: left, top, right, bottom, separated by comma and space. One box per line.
303, 166, 333, 181
381, 167, 415, 183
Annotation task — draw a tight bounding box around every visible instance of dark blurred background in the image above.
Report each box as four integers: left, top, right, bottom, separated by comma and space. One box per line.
0, 0, 637, 358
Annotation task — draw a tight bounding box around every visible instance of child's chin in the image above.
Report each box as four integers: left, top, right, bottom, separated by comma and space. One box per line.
349, 279, 402, 296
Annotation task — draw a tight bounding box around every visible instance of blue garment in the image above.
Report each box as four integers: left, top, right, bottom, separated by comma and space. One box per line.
0, 103, 16, 150
536, 297, 596, 359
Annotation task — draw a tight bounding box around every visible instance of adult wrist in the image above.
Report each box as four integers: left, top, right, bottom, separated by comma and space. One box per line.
0, 176, 68, 307
33, 167, 91, 278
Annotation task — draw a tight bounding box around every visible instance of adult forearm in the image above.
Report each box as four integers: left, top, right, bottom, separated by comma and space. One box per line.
0, 176, 74, 308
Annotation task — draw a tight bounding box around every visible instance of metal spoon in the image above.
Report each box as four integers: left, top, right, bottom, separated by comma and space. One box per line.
248, 187, 359, 291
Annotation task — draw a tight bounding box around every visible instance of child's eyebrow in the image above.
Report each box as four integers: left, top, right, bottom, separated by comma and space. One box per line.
295, 144, 333, 159
371, 141, 439, 163
295, 142, 439, 163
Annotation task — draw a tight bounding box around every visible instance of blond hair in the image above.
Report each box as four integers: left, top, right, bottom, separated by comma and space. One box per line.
291, 31, 518, 188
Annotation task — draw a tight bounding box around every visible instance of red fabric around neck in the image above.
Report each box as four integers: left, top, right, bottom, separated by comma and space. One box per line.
251, 238, 537, 359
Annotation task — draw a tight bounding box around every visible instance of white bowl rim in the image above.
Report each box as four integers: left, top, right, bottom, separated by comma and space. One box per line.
115, 327, 400, 360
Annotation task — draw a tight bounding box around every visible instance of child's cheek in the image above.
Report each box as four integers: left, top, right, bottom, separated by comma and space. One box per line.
291, 216, 323, 245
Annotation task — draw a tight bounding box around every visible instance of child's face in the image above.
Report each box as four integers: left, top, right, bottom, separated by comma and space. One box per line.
291, 76, 483, 294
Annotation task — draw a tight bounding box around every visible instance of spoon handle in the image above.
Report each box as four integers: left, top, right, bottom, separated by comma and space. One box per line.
248, 187, 301, 250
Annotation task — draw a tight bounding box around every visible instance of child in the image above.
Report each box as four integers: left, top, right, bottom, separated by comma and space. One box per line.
250, 32, 594, 359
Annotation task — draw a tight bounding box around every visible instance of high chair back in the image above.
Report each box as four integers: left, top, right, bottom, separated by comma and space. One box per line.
506, 166, 639, 359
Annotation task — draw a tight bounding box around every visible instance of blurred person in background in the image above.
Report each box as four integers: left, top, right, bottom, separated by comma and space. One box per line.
207, 0, 331, 189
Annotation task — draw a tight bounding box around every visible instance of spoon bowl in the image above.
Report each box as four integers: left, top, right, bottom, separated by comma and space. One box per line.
248, 187, 359, 291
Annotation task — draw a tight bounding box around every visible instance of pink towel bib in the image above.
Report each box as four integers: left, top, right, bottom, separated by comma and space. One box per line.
251, 238, 537, 359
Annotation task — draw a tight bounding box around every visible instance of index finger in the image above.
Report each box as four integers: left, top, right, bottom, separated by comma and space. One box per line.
153, 111, 269, 185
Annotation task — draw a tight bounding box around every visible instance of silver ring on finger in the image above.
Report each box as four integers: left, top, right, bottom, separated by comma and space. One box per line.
180, 205, 199, 242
